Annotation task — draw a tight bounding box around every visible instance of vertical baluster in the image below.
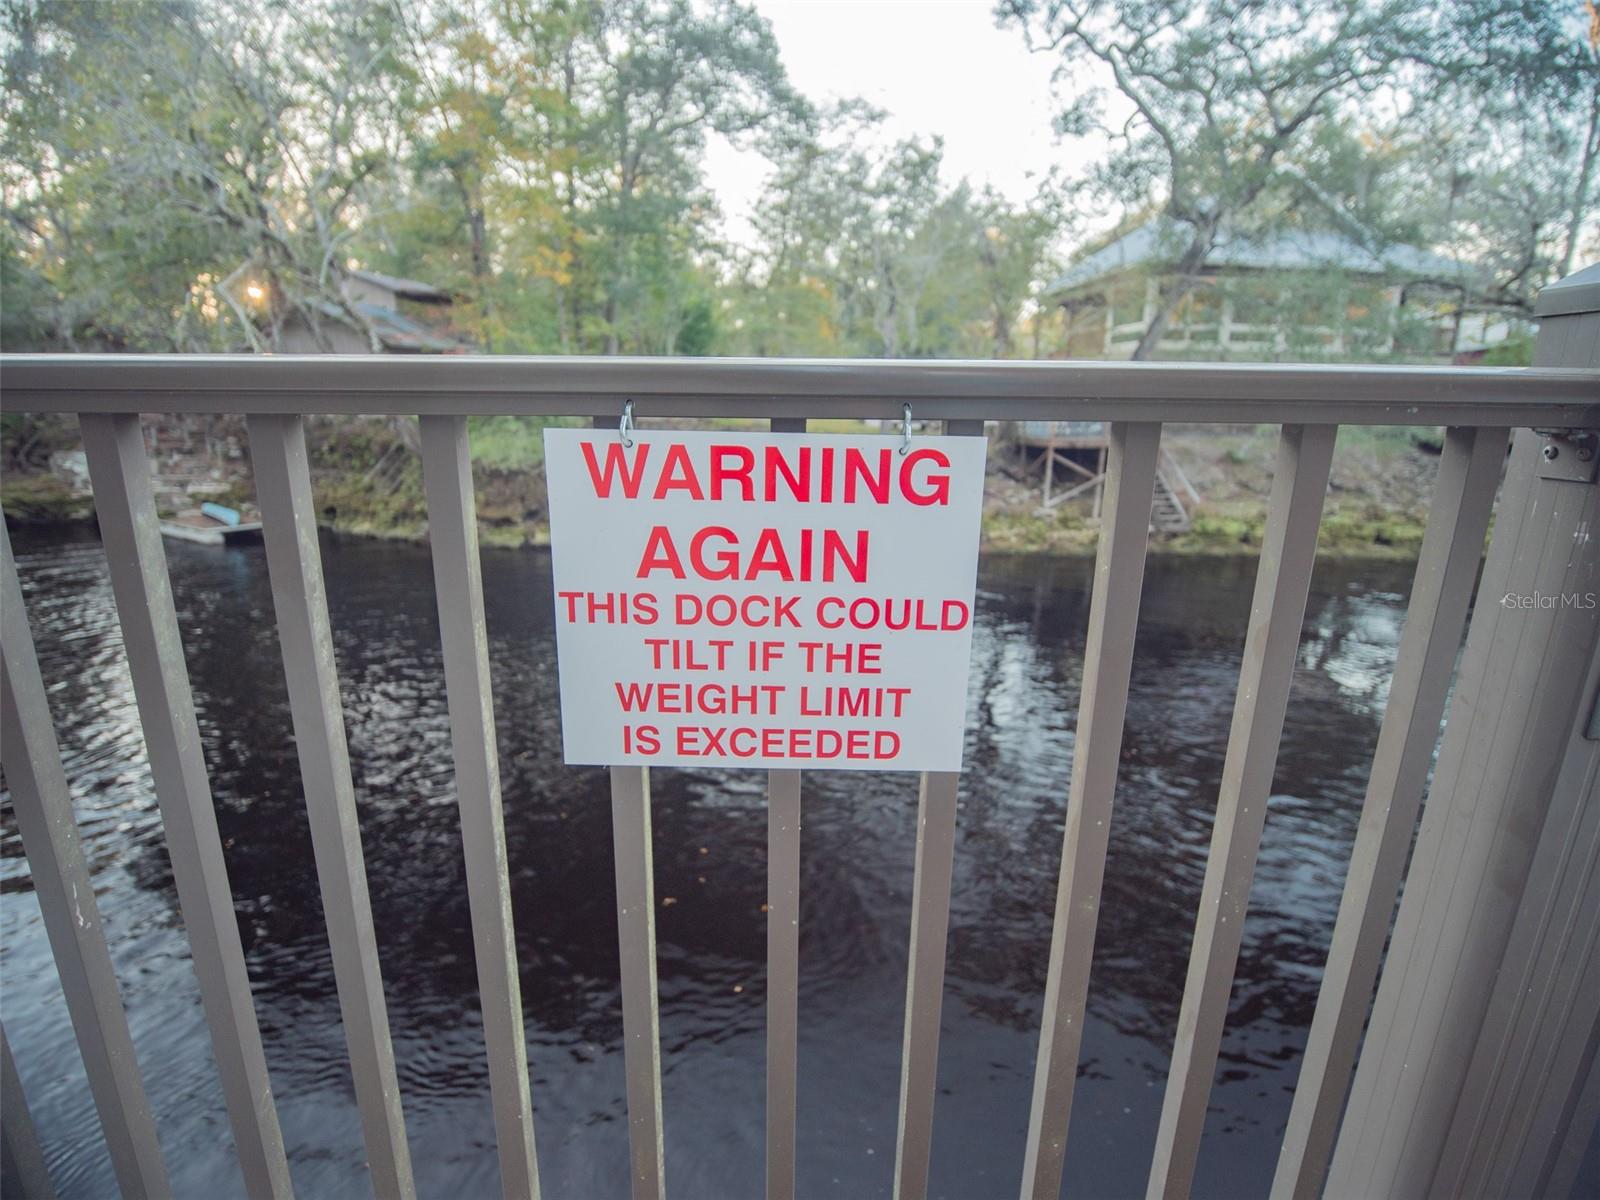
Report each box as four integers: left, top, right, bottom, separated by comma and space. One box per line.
766, 415, 806, 1200
892, 416, 983, 1200
1019, 421, 1163, 1200
1, 523, 169, 1199
1270, 425, 1506, 1199
1146, 423, 1337, 1199
589, 414, 666, 1200
610, 765, 666, 1200
765, 767, 801, 1200
892, 769, 961, 1200
247, 414, 416, 1199
1, 1024, 57, 1200
417, 415, 541, 1200
79, 413, 292, 1200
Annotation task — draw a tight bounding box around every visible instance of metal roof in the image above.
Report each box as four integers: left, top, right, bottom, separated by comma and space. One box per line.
351, 302, 465, 353
299, 295, 465, 352
1046, 221, 1466, 295
347, 269, 453, 304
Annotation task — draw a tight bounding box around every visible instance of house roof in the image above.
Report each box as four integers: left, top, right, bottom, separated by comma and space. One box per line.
351, 301, 464, 353
1046, 221, 1465, 296
299, 296, 465, 352
347, 268, 453, 304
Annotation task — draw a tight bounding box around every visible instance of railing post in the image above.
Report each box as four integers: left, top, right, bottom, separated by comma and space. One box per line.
766, 416, 806, 1200
418, 415, 542, 1200
1325, 264, 1600, 1197
590, 417, 666, 1200
891, 416, 984, 1200
247, 413, 415, 1199
1147, 423, 1337, 1199
79, 412, 292, 1200
1, 1024, 57, 1200
1020, 421, 1162, 1200
1, 523, 170, 1199
609, 764, 666, 1200
1270, 423, 1506, 1200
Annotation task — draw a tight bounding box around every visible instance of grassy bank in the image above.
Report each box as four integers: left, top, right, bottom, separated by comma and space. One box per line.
981, 501, 1427, 558
0, 473, 96, 523
980, 422, 1439, 558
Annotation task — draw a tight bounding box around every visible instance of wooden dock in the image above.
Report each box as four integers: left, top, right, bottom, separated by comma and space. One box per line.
159, 511, 263, 545
1014, 420, 1200, 530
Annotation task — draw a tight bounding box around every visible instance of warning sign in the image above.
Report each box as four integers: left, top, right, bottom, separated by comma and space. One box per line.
543, 428, 986, 771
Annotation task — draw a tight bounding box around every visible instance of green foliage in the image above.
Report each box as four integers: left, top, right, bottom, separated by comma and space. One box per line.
307, 419, 429, 538
1318, 503, 1428, 554
1183, 513, 1263, 550
1151, 501, 1427, 558
2, 0, 413, 350
981, 507, 1099, 555
0, 474, 92, 522
1001, 0, 1599, 353
466, 415, 584, 469
295, 414, 563, 543
674, 296, 717, 357
721, 110, 1063, 359
1477, 335, 1536, 366
0, 411, 76, 471
0, 0, 1588, 362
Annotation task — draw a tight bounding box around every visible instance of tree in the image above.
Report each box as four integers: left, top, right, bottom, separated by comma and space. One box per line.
368, 0, 808, 356
2, 0, 413, 351
379, 0, 577, 351
574, 0, 810, 353
966, 185, 1061, 357
999, 0, 1599, 356
1404, 0, 1600, 309
725, 108, 1064, 359
996, 0, 1443, 358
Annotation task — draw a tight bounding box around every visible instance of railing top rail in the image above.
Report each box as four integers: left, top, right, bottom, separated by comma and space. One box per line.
1, 353, 1595, 427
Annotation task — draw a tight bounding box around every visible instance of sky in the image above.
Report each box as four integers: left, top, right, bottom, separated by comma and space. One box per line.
704, 0, 1086, 246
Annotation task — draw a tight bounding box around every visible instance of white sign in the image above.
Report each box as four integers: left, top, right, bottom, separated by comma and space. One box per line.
543, 428, 986, 771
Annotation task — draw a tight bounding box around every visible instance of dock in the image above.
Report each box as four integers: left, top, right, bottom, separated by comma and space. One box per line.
159, 510, 263, 545
1014, 420, 1200, 530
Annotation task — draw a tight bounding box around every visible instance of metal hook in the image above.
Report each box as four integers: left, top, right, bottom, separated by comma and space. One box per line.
899, 403, 913, 456
620, 399, 635, 448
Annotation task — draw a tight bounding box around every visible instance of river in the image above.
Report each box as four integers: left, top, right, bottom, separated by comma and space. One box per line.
1, 527, 1426, 1198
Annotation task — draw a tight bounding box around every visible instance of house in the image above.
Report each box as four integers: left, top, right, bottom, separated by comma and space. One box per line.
143, 266, 466, 527
1045, 220, 1508, 362
275, 269, 467, 354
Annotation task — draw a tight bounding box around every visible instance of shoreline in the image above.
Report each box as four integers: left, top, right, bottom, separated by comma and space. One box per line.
1, 508, 1433, 561
1, 420, 1444, 562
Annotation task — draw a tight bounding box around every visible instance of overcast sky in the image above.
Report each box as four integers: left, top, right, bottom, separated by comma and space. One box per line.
705, 0, 1086, 245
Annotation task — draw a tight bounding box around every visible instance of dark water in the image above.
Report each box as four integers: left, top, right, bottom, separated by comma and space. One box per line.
2, 527, 1420, 1199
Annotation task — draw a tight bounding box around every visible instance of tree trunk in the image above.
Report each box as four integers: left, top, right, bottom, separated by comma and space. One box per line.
606, 162, 635, 356
468, 202, 493, 353
1132, 217, 1219, 361
993, 304, 1012, 358
604, 295, 619, 355
560, 50, 580, 353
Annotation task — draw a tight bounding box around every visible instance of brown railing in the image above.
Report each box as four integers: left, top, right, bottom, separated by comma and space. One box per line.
1, 267, 1597, 1200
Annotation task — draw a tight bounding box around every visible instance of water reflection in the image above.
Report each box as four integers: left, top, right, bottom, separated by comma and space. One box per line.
2, 527, 1421, 1198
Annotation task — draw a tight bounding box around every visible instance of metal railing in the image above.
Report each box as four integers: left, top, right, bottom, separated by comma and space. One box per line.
1, 272, 1597, 1200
